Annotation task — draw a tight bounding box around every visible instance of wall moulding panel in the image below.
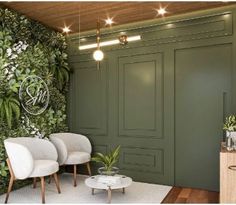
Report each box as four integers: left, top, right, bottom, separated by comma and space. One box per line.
67, 6, 236, 190
93, 144, 108, 154
67, 11, 233, 59
174, 43, 233, 191
141, 12, 232, 43
118, 52, 164, 138
70, 60, 108, 136
119, 146, 164, 174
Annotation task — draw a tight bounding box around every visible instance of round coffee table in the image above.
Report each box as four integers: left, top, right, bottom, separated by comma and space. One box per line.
85, 175, 132, 203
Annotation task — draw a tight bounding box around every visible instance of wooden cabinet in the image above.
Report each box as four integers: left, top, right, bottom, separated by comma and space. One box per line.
220, 144, 236, 203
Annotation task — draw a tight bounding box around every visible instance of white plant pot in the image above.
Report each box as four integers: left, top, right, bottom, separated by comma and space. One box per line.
226, 131, 231, 138
226, 131, 236, 138
225, 131, 236, 150
227, 131, 236, 150
231, 132, 236, 138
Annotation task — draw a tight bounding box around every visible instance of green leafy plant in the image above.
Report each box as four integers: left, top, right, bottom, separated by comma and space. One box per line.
49, 49, 70, 90
0, 8, 69, 194
0, 93, 20, 128
0, 162, 8, 177
92, 146, 121, 171
223, 115, 236, 131
0, 133, 8, 177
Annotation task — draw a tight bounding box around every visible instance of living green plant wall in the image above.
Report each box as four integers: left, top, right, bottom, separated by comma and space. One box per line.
0, 8, 69, 194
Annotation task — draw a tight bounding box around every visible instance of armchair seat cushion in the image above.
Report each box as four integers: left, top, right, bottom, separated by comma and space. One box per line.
30, 160, 59, 178
65, 151, 90, 165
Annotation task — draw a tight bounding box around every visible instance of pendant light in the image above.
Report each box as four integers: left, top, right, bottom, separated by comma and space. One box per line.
93, 21, 104, 61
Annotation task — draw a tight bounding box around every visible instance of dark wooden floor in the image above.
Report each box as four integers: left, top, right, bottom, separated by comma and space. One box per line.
162, 187, 219, 203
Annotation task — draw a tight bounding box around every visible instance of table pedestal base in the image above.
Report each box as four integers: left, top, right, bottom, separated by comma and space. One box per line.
91, 187, 126, 203
108, 187, 111, 203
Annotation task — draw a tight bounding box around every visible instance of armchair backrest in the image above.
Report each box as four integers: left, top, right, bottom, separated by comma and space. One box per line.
4, 137, 58, 179
50, 133, 92, 153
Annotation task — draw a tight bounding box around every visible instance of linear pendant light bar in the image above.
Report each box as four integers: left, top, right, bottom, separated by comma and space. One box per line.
79, 35, 141, 50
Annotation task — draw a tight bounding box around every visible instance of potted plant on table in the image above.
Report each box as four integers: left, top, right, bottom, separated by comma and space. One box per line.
223, 115, 236, 150
92, 145, 121, 176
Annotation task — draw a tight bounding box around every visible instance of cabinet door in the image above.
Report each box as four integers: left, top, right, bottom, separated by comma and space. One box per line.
175, 44, 232, 191
220, 152, 236, 203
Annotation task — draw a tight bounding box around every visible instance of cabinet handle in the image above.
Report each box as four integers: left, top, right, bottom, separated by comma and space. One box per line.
228, 165, 236, 170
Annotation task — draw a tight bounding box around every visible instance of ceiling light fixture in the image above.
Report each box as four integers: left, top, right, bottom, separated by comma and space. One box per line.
105, 17, 114, 26
93, 21, 104, 62
157, 7, 167, 16
62, 26, 71, 34
79, 35, 141, 50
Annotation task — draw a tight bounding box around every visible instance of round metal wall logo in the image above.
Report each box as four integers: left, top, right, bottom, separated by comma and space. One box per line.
19, 75, 50, 115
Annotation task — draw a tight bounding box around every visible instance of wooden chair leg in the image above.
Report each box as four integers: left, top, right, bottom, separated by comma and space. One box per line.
53, 173, 61, 194
73, 164, 77, 187
40, 177, 45, 204
5, 176, 14, 204
86, 162, 92, 176
48, 175, 52, 184
33, 178, 37, 188
5, 158, 15, 204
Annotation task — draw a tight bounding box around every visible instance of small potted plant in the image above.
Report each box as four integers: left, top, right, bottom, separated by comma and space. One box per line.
223, 115, 236, 150
92, 145, 120, 176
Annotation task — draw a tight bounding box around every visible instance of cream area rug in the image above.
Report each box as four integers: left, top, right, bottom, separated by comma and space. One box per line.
0, 174, 172, 204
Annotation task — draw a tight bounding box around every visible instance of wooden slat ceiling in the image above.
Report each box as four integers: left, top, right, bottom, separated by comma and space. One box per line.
0, 2, 234, 34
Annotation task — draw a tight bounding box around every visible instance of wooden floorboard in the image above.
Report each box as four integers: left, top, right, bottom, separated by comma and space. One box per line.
162, 187, 219, 203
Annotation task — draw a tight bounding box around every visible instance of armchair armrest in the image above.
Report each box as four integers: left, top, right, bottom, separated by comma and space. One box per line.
50, 136, 68, 165
71, 135, 92, 154
4, 141, 34, 180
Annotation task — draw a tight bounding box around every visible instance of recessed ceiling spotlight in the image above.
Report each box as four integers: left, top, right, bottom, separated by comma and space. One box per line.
105, 17, 115, 26
62, 26, 71, 34
157, 7, 167, 16
167, 23, 174, 28
80, 38, 87, 42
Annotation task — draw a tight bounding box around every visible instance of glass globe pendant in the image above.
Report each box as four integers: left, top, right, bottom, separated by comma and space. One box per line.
93, 20, 104, 62
93, 49, 104, 61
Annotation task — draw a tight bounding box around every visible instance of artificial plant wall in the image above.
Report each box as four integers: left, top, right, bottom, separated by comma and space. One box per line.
0, 8, 69, 193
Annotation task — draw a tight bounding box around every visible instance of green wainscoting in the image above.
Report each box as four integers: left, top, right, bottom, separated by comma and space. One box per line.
67, 6, 236, 191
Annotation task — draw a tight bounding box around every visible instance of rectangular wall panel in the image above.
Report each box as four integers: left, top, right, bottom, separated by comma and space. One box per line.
119, 147, 164, 174
118, 53, 163, 138
175, 44, 232, 191
113, 49, 173, 185
72, 61, 108, 136
124, 61, 156, 130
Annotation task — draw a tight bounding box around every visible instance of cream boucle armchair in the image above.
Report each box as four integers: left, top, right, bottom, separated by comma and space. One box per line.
50, 133, 92, 187
4, 137, 61, 204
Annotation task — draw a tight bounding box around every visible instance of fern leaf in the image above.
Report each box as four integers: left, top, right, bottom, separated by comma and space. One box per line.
10, 102, 20, 120
4, 101, 11, 128
10, 98, 20, 106
0, 98, 3, 108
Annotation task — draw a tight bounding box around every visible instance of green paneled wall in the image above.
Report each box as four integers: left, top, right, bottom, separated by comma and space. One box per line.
67, 6, 236, 191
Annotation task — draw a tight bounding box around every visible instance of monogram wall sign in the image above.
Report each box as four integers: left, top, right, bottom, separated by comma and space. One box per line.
19, 75, 50, 115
